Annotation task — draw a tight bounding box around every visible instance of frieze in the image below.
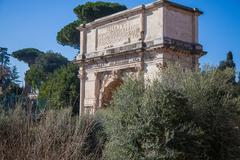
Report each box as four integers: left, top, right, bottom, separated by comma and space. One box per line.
91, 57, 141, 69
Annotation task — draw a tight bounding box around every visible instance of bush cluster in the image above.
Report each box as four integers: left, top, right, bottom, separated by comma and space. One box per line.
1, 66, 240, 160
103, 65, 240, 160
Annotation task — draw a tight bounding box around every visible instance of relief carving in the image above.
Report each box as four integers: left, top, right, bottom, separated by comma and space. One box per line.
91, 56, 141, 69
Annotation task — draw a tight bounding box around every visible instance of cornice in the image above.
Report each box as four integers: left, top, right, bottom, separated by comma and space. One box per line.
77, 0, 203, 31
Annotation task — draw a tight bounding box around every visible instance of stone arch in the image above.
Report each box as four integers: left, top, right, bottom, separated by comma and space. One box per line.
100, 78, 123, 107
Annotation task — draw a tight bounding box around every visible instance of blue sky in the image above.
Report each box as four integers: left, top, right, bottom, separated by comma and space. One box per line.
0, 0, 240, 84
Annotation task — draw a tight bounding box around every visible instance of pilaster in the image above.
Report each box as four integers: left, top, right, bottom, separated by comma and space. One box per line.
79, 66, 86, 116
192, 12, 199, 43
79, 25, 87, 116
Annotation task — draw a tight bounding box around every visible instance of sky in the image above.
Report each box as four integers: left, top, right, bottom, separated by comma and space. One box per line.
0, 0, 240, 84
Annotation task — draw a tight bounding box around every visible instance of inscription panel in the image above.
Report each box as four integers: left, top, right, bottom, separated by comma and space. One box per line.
97, 16, 141, 50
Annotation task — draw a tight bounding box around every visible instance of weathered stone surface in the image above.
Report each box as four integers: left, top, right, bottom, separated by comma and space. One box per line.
75, 0, 205, 115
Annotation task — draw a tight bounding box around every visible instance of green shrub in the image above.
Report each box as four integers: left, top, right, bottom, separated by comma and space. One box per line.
38, 63, 80, 113
103, 65, 240, 160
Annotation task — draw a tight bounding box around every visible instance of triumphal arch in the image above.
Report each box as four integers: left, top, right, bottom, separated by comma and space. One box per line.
76, 0, 205, 115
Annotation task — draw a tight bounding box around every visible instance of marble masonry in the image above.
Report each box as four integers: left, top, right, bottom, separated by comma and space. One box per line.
75, 0, 205, 115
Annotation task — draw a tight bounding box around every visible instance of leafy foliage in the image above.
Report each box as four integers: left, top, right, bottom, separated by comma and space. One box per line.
103, 65, 240, 160
56, 20, 82, 49
218, 51, 236, 70
218, 51, 236, 84
0, 48, 22, 108
0, 47, 11, 90
38, 63, 79, 112
0, 47, 20, 93
10, 66, 20, 84
12, 48, 44, 66
25, 65, 45, 91
25, 51, 68, 90
57, 1, 127, 49
0, 47, 10, 68
73, 2, 127, 23
34, 51, 68, 73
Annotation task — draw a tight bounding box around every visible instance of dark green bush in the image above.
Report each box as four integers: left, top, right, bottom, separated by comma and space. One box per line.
38, 63, 80, 113
103, 65, 240, 160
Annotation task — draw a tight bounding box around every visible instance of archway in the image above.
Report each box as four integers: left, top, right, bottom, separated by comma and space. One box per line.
101, 79, 123, 107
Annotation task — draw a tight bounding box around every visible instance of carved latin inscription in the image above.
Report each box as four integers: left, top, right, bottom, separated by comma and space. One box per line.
97, 16, 141, 49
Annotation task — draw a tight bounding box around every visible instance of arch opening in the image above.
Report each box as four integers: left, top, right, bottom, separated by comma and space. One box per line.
101, 79, 123, 107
